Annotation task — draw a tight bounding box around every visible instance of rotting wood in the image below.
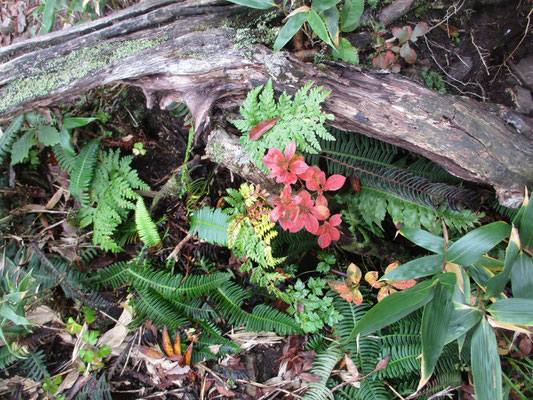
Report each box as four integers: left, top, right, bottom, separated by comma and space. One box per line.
0, 0, 531, 207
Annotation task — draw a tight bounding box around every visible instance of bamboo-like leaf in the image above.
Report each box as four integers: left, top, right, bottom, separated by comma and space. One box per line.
471, 319, 502, 400
226, 0, 276, 9
485, 227, 520, 298
135, 198, 161, 247
511, 252, 533, 299
447, 222, 511, 266
487, 299, 533, 326
340, 0, 364, 32
62, 117, 96, 130
419, 276, 455, 390
69, 139, 100, 207
307, 10, 334, 48
349, 279, 437, 337
274, 12, 308, 52
400, 228, 445, 254
312, 0, 342, 12
518, 192, 533, 248
382, 254, 443, 281
445, 304, 482, 344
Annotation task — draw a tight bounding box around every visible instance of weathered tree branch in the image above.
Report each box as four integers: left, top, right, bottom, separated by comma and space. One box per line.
0, 0, 531, 206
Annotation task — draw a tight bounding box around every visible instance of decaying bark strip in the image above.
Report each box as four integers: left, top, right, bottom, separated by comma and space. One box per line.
0, 0, 531, 206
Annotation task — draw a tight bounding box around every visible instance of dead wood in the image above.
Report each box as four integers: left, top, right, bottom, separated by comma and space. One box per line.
0, 0, 531, 207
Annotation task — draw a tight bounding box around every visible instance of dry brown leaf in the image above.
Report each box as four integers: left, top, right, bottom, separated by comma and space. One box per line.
97, 305, 133, 349
46, 187, 64, 209
215, 383, 236, 397
26, 305, 61, 326
344, 354, 359, 380
173, 331, 182, 355
138, 345, 166, 360
162, 326, 174, 356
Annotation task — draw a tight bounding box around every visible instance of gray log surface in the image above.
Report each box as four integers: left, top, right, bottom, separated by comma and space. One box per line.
0, 0, 531, 207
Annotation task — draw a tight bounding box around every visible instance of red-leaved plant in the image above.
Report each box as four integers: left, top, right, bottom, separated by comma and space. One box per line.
263, 141, 346, 248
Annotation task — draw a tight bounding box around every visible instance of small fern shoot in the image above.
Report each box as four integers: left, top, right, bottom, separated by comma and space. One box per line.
0, 114, 24, 164
135, 198, 161, 247
69, 139, 100, 207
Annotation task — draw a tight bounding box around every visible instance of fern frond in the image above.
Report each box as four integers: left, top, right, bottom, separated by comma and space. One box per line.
92, 261, 131, 289
189, 207, 229, 246
0, 345, 28, 370
135, 198, 161, 247
74, 372, 112, 400
132, 288, 189, 329
0, 114, 24, 164
235, 79, 334, 170
303, 345, 344, 400
129, 263, 230, 299
70, 139, 100, 207
214, 282, 301, 335
21, 348, 49, 380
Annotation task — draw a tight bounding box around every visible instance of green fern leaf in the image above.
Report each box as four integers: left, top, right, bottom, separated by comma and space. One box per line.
70, 139, 100, 207
21, 348, 49, 380
135, 198, 161, 247
303, 345, 344, 400
214, 282, 301, 335
132, 288, 189, 329
10, 130, 36, 165
189, 207, 229, 246
0, 114, 24, 164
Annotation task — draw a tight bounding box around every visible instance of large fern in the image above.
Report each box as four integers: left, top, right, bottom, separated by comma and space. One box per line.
234, 79, 335, 170
77, 148, 150, 251
310, 128, 482, 235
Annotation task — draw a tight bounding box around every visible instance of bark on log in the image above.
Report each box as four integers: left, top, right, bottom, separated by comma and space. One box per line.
0, 0, 531, 207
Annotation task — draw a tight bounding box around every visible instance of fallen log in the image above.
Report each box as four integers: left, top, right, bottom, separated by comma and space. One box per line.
0, 0, 531, 207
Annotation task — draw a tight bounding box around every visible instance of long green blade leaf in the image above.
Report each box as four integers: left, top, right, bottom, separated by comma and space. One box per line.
485, 227, 520, 298
447, 222, 511, 266
274, 12, 308, 52
307, 10, 334, 48
419, 276, 455, 389
511, 252, 533, 299
226, 0, 276, 9
471, 319, 502, 400
400, 228, 445, 254
350, 279, 437, 337
487, 299, 533, 326
382, 254, 443, 281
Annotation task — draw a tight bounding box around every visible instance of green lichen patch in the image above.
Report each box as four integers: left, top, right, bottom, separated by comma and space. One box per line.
0, 37, 167, 113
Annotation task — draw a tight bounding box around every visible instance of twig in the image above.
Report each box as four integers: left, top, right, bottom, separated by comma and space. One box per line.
385, 381, 407, 400
166, 232, 193, 261
426, 0, 465, 34
470, 31, 490, 75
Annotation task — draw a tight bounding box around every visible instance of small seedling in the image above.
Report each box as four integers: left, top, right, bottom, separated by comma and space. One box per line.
132, 142, 146, 156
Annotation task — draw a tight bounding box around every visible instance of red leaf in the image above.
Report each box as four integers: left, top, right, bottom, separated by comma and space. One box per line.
400, 42, 416, 64
249, 117, 279, 141
324, 175, 346, 191
351, 177, 361, 192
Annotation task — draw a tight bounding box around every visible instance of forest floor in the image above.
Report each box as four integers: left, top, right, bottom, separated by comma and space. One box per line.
0, 0, 532, 399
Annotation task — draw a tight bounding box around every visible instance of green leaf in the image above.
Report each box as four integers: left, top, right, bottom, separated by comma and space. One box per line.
340, 0, 364, 32
312, 0, 342, 13
307, 10, 334, 48
62, 117, 96, 130
511, 252, 533, 299
447, 222, 511, 266
274, 12, 308, 52
69, 139, 100, 207
226, 0, 276, 9
0, 114, 24, 164
189, 207, 229, 246
382, 254, 443, 281
485, 227, 520, 298
331, 38, 359, 63
349, 279, 436, 337
11, 130, 36, 165
41, 0, 56, 34
471, 319, 502, 400
135, 198, 161, 247
0, 303, 32, 326
37, 125, 60, 146
419, 276, 455, 389
487, 299, 533, 326
58, 128, 75, 156
322, 6, 339, 45
400, 228, 445, 254
518, 194, 533, 248
445, 304, 483, 344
